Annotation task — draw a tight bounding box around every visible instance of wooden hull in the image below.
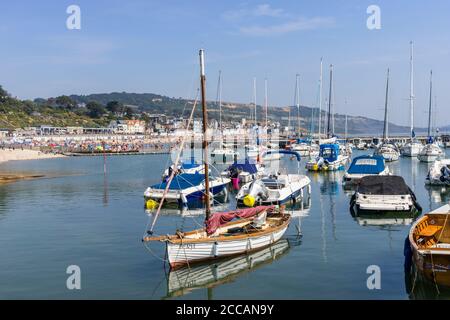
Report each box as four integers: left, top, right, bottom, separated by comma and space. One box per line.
167, 217, 290, 269
409, 208, 450, 287
411, 248, 450, 287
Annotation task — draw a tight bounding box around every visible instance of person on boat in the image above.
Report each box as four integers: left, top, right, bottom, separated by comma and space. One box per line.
440, 166, 450, 183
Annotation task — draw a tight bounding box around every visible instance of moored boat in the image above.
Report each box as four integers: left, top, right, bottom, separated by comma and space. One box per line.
425, 159, 450, 186
143, 49, 291, 269
237, 150, 311, 207
408, 204, 450, 286
350, 175, 421, 213
343, 155, 389, 187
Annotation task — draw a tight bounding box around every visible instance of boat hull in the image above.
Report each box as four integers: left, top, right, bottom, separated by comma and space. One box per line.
144, 178, 230, 205
167, 221, 290, 269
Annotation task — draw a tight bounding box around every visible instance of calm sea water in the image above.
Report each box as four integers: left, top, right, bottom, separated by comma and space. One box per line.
1, 149, 450, 300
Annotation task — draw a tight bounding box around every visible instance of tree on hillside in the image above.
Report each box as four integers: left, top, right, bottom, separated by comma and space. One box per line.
55, 95, 76, 110
86, 101, 106, 119
124, 106, 135, 119
106, 100, 123, 114
0, 85, 10, 103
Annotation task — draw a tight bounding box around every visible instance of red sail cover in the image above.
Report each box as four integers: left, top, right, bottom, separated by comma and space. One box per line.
206, 206, 275, 235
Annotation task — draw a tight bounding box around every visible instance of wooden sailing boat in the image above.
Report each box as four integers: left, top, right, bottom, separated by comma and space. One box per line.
408, 204, 450, 286
143, 49, 291, 269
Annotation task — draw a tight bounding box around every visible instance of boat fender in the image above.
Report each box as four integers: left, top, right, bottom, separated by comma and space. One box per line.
243, 194, 256, 207
146, 199, 158, 210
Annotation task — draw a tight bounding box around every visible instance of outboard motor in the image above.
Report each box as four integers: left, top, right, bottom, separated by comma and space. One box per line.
243, 180, 269, 207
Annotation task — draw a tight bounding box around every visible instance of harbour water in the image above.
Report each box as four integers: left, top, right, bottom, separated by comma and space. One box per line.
1, 150, 450, 299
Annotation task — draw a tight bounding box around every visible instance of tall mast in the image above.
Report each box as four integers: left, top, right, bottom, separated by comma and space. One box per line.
288, 108, 291, 134
218, 70, 222, 132
326, 65, 333, 138
264, 78, 268, 129
199, 49, 211, 219
253, 77, 257, 125
295, 74, 300, 136
409, 41, 415, 140
318, 58, 323, 140
428, 70, 433, 137
383, 68, 390, 141
345, 113, 348, 140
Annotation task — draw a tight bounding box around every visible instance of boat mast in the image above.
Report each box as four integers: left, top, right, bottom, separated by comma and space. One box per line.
383, 68, 390, 141
345, 113, 348, 140
264, 78, 268, 129
288, 108, 291, 134
428, 70, 433, 138
253, 77, 257, 125
318, 58, 323, 141
295, 74, 300, 136
199, 49, 211, 219
218, 70, 222, 132
326, 65, 333, 138
409, 41, 415, 140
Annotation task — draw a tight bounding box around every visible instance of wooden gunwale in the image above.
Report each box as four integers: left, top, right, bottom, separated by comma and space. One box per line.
144, 213, 291, 244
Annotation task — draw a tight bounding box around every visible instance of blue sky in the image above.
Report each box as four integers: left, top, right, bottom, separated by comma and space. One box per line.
1, 0, 450, 127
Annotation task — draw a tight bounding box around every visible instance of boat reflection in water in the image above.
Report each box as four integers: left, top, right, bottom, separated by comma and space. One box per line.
165, 239, 291, 298
405, 262, 450, 300
350, 208, 419, 228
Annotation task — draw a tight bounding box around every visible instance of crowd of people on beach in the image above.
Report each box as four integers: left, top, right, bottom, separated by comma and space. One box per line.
0, 137, 172, 154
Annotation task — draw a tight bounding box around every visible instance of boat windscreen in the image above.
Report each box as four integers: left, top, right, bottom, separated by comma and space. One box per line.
357, 176, 410, 195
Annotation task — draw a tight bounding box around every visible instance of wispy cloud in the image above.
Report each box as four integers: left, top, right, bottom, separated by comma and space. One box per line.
222, 3, 287, 20
223, 3, 334, 36
240, 17, 335, 36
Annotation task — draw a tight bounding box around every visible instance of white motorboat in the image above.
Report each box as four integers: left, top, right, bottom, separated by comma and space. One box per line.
236, 151, 311, 207
306, 143, 349, 171
343, 155, 390, 186
425, 158, 450, 186
350, 175, 420, 213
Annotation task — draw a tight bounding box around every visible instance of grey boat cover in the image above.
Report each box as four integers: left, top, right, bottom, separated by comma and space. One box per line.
357, 175, 410, 195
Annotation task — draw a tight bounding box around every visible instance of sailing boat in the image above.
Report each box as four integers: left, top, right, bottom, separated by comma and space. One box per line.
306, 64, 349, 171
290, 73, 319, 157
143, 50, 291, 269
210, 71, 239, 161
418, 70, 443, 163
401, 41, 423, 157
374, 69, 400, 162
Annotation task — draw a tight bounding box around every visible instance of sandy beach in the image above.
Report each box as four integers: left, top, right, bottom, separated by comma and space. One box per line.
0, 149, 65, 164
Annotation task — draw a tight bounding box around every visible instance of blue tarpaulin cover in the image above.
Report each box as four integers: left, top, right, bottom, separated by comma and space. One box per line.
319, 144, 339, 162
228, 160, 258, 174
152, 173, 205, 190
347, 155, 385, 175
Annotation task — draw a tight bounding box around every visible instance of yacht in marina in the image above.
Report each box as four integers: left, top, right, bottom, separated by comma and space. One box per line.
374, 69, 400, 162
418, 71, 443, 163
